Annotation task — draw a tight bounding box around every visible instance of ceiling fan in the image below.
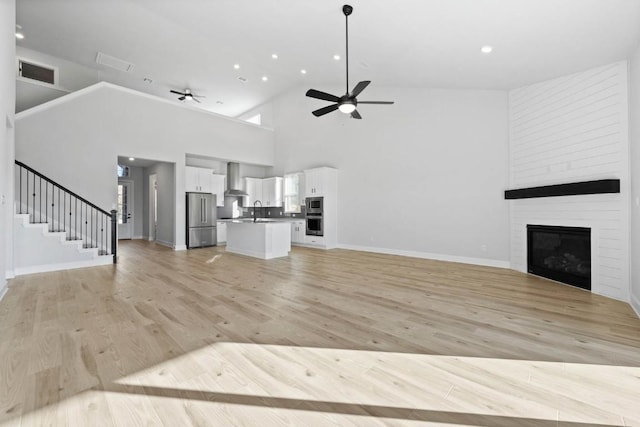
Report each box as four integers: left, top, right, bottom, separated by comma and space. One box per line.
170, 89, 205, 103
306, 4, 394, 120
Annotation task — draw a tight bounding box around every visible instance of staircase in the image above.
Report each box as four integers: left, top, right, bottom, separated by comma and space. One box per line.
13, 160, 117, 275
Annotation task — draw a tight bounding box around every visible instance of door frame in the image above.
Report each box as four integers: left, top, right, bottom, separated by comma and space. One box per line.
117, 179, 134, 240
148, 173, 158, 241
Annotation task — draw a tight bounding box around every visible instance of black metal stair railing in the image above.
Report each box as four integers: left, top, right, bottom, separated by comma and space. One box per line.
15, 160, 117, 263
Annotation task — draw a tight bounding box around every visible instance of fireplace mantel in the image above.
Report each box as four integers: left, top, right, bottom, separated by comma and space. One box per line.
504, 179, 620, 200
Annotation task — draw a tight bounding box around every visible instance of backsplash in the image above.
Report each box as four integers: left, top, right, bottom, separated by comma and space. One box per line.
245, 206, 306, 219
218, 204, 305, 219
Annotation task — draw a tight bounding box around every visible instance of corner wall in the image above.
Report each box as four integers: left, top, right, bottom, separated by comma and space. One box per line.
629, 45, 640, 316
1, 0, 16, 296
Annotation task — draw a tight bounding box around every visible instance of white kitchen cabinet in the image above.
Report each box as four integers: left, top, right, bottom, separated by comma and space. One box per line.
304, 167, 336, 197
304, 235, 325, 246
185, 166, 214, 193
216, 221, 227, 244
243, 177, 263, 207
290, 220, 305, 244
302, 167, 338, 249
211, 174, 225, 206
262, 177, 283, 207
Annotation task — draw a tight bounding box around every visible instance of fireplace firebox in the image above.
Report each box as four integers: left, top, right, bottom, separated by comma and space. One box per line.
527, 225, 591, 291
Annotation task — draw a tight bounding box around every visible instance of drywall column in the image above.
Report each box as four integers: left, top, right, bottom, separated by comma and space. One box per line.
1, 0, 16, 296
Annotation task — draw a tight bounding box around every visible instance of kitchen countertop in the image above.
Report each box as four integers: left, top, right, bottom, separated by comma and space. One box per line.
217, 217, 304, 223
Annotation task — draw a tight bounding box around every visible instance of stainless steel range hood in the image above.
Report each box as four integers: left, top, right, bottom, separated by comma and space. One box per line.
224, 162, 248, 196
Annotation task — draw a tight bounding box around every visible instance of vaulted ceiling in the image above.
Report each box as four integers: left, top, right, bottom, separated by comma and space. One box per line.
16, 0, 640, 117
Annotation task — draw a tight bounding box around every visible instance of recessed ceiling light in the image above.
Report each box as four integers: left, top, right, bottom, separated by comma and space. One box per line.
261, 76, 268, 82
333, 54, 341, 60
271, 53, 278, 59
15, 32, 24, 40
481, 45, 493, 53
233, 64, 240, 69
128, 157, 135, 161
300, 69, 307, 74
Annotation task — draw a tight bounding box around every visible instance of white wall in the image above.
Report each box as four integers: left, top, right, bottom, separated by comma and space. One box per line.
271, 85, 510, 266
630, 45, 640, 315
145, 162, 174, 246
1, 0, 16, 295
508, 62, 630, 302
15, 83, 275, 251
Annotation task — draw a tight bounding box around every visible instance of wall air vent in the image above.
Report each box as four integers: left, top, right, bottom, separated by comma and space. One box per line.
95, 52, 135, 72
18, 59, 56, 85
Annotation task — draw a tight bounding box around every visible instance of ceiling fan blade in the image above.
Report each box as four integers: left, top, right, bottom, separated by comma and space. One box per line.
192, 97, 201, 103
312, 104, 339, 117
195, 95, 206, 99
350, 110, 362, 119
178, 96, 186, 101
357, 101, 395, 104
350, 81, 371, 98
170, 90, 185, 95
306, 89, 341, 103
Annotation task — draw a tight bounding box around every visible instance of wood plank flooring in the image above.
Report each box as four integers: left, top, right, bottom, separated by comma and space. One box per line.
1, 240, 639, 426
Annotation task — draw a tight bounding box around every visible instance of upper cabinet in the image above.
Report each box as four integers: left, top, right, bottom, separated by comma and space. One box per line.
244, 176, 283, 207
243, 177, 263, 207
185, 166, 225, 205
185, 166, 207, 192
262, 177, 283, 207
304, 167, 337, 197
211, 174, 225, 206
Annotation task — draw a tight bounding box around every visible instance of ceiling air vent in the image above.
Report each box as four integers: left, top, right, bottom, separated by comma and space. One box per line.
18, 59, 56, 85
95, 52, 135, 72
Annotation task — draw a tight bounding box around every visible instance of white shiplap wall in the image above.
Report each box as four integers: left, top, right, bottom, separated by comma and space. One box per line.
509, 61, 630, 302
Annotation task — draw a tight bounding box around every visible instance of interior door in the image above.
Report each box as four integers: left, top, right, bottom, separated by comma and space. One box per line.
117, 181, 133, 239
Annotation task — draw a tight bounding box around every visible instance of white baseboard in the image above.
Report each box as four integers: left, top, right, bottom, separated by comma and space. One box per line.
154, 239, 174, 249
5, 269, 15, 279
174, 245, 187, 251
630, 291, 640, 319
337, 243, 511, 269
15, 256, 113, 276
0, 280, 8, 303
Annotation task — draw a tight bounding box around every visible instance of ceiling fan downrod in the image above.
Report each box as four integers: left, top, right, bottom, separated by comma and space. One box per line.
343, 4, 352, 94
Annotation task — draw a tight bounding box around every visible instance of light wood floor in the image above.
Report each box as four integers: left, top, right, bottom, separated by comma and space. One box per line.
1, 241, 639, 426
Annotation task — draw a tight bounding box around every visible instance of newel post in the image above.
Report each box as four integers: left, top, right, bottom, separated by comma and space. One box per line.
110, 209, 118, 264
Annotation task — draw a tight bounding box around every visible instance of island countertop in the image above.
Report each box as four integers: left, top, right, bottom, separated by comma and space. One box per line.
225, 221, 291, 259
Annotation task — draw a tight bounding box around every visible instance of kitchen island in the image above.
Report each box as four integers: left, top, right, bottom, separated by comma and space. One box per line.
226, 220, 291, 259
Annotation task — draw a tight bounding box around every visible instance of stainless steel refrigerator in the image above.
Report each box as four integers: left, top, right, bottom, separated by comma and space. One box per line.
186, 192, 217, 248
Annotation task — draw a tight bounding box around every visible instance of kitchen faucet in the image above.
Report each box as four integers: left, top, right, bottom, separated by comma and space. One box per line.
253, 200, 263, 222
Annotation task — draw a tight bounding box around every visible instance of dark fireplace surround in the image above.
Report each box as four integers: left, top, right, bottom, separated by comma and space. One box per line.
527, 225, 591, 291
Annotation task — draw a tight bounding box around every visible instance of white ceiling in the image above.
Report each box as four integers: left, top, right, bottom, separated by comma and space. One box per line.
16, 0, 640, 118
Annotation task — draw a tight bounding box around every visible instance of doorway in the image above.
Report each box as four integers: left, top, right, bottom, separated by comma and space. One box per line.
149, 173, 158, 241
117, 181, 133, 240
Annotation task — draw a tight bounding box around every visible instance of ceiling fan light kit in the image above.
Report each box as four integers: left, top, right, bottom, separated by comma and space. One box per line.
305, 4, 394, 120
170, 88, 205, 103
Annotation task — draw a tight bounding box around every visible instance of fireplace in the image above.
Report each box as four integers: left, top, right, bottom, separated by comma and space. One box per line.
527, 225, 591, 291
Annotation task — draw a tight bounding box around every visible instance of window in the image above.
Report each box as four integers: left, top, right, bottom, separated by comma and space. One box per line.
117, 164, 130, 177
117, 183, 129, 224
284, 173, 301, 213
245, 113, 261, 125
